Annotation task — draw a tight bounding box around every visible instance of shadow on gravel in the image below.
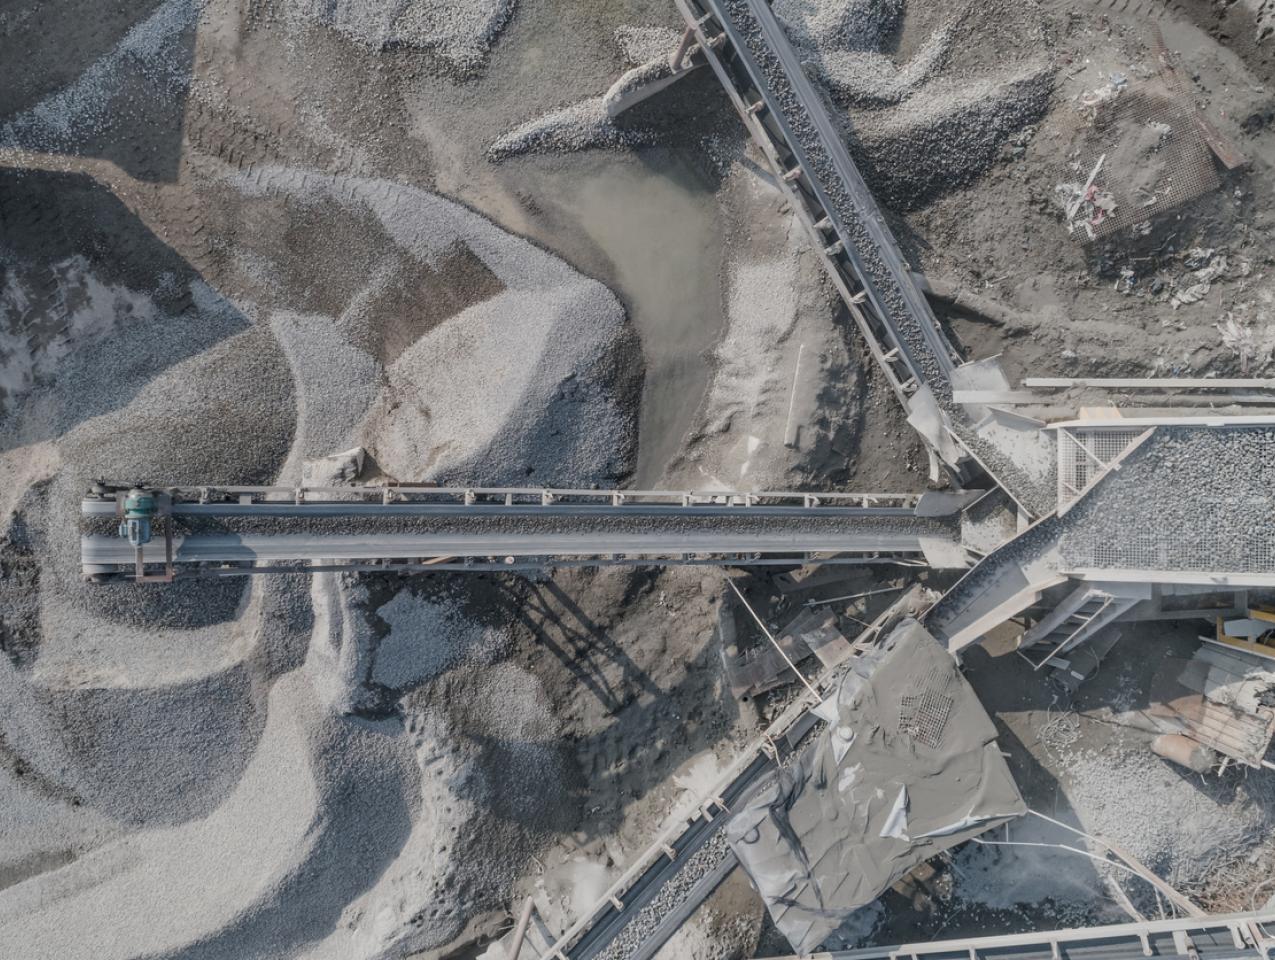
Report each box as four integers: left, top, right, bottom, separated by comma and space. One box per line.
0, 0, 194, 182
0, 168, 251, 451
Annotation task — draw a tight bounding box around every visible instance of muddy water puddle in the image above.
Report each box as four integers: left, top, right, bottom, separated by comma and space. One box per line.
469, 149, 726, 487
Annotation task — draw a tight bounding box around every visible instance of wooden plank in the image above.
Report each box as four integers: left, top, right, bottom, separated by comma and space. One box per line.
1094, 835, 1207, 919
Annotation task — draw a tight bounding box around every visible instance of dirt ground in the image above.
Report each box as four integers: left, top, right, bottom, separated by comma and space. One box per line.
2, 0, 1274, 958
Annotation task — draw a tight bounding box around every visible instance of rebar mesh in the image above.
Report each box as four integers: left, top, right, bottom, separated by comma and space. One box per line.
1063, 81, 1220, 241
899, 667, 955, 749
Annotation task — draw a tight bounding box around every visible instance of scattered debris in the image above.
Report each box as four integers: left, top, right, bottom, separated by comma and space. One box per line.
1057, 153, 1118, 238
1172, 249, 1229, 308
1149, 643, 1275, 769
1078, 72, 1128, 117
1217, 314, 1259, 371
721, 600, 853, 699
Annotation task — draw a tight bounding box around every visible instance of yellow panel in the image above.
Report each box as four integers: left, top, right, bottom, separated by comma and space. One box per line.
1213, 634, 1275, 662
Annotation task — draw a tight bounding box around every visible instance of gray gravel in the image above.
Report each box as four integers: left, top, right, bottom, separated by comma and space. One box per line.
775, 0, 953, 106
855, 68, 1052, 210
1056, 744, 1275, 890
233, 168, 642, 488
80, 508, 959, 544
371, 587, 510, 691
0, 0, 197, 155
270, 311, 383, 479
1060, 426, 1275, 575
0, 670, 420, 960
283, 0, 517, 76
589, 829, 733, 960
614, 25, 682, 66
487, 60, 668, 163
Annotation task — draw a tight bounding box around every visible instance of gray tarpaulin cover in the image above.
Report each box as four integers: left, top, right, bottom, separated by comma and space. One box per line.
725, 619, 1025, 954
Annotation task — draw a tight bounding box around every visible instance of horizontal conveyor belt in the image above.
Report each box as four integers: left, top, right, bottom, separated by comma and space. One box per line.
81, 486, 973, 580
82, 529, 942, 564
80, 502, 921, 520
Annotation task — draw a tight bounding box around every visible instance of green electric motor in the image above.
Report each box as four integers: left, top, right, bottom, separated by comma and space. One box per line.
118, 487, 156, 547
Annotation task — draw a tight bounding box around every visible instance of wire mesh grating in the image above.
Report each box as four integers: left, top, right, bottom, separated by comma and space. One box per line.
899, 667, 956, 749
1062, 81, 1220, 241
1057, 428, 1145, 510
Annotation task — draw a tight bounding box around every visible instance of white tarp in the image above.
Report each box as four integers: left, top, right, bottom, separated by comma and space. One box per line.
725, 620, 1025, 954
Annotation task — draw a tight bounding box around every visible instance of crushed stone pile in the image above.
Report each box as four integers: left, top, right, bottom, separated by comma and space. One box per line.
614, 25, 682, 65
853, 66, 1053, 211
283, 0, 517, 74
0, 0, 198, 168
488, 97, 639, 162
233, 167, 641, 487
1, 139, 641, 958
1058, 745, 1275, 889
487, 22, 685, 162
774, 0, 953, 106
0, 669, 420, 960
371, 588, 510, 692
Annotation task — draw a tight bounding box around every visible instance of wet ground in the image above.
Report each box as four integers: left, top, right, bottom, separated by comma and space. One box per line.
467, 148, 727, 487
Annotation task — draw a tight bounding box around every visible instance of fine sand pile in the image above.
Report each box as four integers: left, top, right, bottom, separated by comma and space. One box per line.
664, 165, 864, 492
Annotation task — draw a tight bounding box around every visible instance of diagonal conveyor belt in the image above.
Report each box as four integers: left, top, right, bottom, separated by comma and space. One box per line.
81, 485, 969, 581
673, 0, 1055, 515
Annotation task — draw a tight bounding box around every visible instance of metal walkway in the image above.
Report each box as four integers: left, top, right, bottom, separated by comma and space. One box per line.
926, 423, 1275, 653
80, 485, 970, 581
672, 0, 1054, 515
778, 911, 1275, 960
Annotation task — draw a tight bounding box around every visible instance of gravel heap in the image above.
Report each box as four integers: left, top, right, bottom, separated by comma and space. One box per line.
488, 96, 647, 163
371, 587, 510, 691
774, 0, 953, 106
487, 21, 682, 162
0, 0, 198, 155
614, 25, 682, 65
487, 61, 665, 162
1057, 744, 1275, 889
0, 670, 420, 960
269, 310, 383, 484
283, 0, 517, 75
854, 67, 1052, 210
302, 589, 567, 957
234, 167, 642, 487
0, 263, 250, 453
302, 702, 498, 956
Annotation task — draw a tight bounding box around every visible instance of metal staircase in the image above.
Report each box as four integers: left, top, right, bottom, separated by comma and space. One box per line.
1019, 585, 1140, 671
